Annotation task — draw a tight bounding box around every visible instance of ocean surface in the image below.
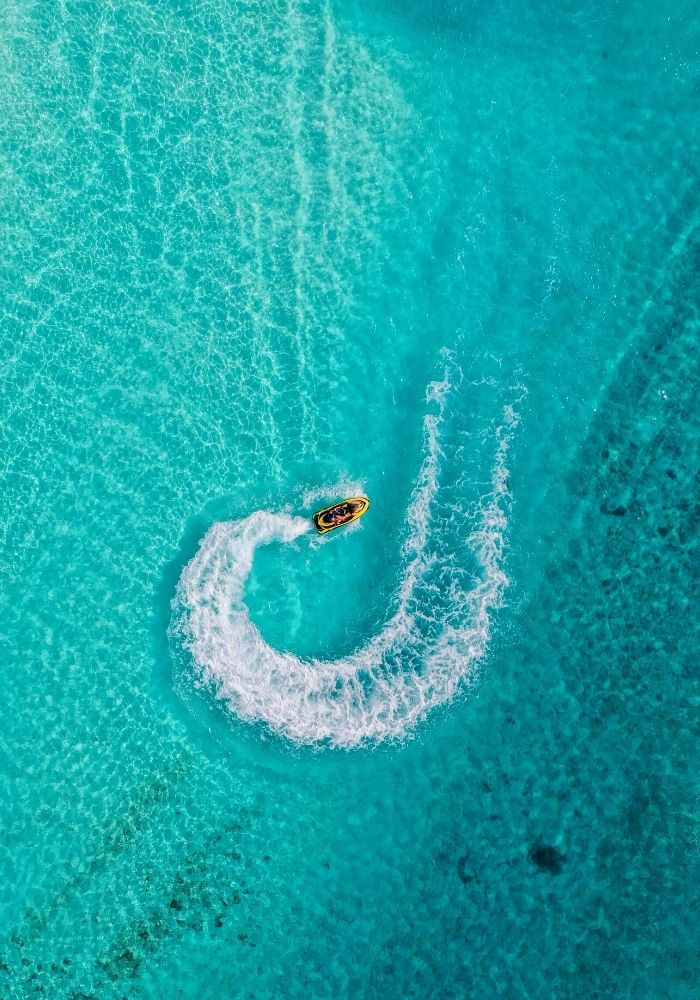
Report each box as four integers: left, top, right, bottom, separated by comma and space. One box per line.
1, 0, 698, 996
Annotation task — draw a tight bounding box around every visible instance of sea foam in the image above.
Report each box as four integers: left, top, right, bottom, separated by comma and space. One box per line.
172, 367, 521, 747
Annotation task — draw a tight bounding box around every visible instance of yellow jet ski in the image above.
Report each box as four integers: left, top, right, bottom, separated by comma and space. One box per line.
313, 496, 370, 534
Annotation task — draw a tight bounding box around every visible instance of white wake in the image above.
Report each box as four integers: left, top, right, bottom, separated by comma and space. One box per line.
172, 370, 520, 747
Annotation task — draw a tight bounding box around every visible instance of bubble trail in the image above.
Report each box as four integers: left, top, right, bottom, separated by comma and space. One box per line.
172, 367, 522, 748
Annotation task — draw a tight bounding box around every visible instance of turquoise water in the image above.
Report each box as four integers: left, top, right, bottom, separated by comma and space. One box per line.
1, 0, 699, 995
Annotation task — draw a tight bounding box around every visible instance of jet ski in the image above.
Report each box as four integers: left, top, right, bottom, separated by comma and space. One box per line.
313, 496, 370, 534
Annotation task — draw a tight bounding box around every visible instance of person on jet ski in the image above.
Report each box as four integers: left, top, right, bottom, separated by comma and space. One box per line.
331, 503, 351, 525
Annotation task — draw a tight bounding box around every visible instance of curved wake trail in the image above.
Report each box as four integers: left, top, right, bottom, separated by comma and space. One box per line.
172, 371, 521, 748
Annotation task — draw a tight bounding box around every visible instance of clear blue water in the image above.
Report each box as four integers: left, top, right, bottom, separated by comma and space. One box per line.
1, 0, 698, 996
